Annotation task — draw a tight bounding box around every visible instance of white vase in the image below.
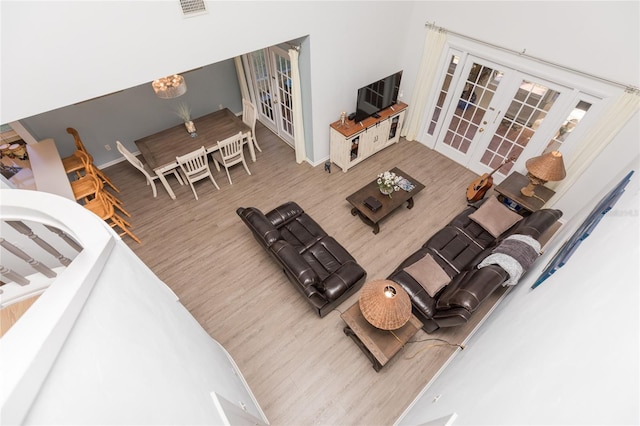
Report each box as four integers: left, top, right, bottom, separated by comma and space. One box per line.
185, 120, 196, 134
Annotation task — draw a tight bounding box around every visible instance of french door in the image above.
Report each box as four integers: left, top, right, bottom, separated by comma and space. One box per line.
430, 53, 582, 180
244, 46, 295, 147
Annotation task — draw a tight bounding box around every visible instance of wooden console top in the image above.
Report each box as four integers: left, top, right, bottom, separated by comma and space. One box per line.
330, 102, 408, 138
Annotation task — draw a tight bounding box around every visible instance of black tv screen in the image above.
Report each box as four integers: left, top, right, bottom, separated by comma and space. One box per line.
354, 71, 402, 123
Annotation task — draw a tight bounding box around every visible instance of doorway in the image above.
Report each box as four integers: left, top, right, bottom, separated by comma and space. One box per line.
426, 51, 600, 182
244, 46, 295, 147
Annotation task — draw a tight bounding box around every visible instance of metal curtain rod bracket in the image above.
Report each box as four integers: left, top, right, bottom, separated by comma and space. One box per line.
424, 21, 637, 92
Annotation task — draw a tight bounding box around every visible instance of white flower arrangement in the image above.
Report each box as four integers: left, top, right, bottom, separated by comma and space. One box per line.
377, 171, 401, 195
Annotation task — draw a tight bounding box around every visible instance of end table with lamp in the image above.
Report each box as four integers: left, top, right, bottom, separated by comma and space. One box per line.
493, 151, 566, 215
493, 171, 556, 215
341, 280, 422, 372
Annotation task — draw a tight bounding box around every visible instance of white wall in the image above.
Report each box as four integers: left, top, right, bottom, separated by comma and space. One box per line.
2, 2, 639, 422
394, 6, 640, 422
23, 241, 267, 425
398, 158, 639, 424
397, 0, 640, 222
2, 182, 266, 425
20, 60, 243, 166
552, 111, 640, 219
399, 1, 639, 93
1, 1, 412, 164
2, 2, 637, 167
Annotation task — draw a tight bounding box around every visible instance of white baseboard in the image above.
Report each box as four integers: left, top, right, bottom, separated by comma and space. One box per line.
96, 152, 140, 170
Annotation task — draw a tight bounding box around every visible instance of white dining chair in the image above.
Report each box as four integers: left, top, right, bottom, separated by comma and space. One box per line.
242, 99, 261, 153
116, 140, 183, 198
176, 146, 219, 200
211, 132, 251, 185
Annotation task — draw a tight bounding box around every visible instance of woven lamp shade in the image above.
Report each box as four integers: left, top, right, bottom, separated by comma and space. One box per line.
359, 280, 412, 330
525, 151, 566, 182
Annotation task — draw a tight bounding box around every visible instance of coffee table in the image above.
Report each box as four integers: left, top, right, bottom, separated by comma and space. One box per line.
341, 301, 422, 372
346, 167, 425, 234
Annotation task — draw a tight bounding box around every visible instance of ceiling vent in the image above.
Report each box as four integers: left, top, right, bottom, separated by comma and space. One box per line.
180, 0, 207, 16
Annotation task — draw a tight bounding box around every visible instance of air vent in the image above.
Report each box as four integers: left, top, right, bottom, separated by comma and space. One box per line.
180, 0, 207, 16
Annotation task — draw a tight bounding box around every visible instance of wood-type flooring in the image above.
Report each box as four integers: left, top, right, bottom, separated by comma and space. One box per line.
104, 122, 504, 425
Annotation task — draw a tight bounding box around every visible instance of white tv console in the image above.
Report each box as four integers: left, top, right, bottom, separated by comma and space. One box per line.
329, 102, 407, 172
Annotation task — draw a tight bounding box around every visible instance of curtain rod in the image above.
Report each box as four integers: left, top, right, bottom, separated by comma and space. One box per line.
425, 22, 638, 93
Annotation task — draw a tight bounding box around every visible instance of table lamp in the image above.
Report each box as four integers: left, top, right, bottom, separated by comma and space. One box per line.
359, 279, 411, 330
520, 151, 566, 198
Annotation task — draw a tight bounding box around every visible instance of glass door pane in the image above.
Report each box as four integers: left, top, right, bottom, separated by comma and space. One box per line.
433, 53, 577, 180
543, 100, 591, 153
427, 53, 461, 137
435, 58, 506, 165
245, 47, 296, 147
248, 50, 277, 131
271, 48, 294, 145
478, 81, 561, 175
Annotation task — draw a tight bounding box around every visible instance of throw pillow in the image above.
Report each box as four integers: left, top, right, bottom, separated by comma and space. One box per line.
404, 254, 451, 298
468, 196, 523, 238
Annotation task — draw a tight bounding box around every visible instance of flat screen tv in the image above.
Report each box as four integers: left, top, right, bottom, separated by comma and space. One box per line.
353, 71, 402, 123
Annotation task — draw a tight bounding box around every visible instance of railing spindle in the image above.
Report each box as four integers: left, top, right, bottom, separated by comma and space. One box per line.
6, 221, 73, 266
0, 265, 30, 286
44, 225, 83, 253
0, 238, 56, 278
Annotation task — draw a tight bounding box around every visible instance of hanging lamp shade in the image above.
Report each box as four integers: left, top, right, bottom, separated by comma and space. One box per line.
359, 279, 412, 330
152, 74, 187, 99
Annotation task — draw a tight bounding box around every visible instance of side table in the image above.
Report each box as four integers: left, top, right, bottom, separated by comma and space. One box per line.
493, 171, 556, 215
341, 301, 422, 372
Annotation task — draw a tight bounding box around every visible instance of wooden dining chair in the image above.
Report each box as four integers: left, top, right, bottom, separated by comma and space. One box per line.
66, 127, 120, 193
62, 153, 86, 176
71, 172, 131, 218
212, 132, 251, 185
116, 140, 183, 198
242, 99, 261, 153
83, 191, 141, 244
62, 148, 87, 178
176, 146, 219, 200
70, 172, 101, 203
71, 150, 130, 217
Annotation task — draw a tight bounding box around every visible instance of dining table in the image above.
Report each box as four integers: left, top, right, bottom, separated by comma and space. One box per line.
135, 108, 253, 199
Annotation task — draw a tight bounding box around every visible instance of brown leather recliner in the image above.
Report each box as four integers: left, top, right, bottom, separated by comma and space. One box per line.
237, 201, 367, 317
388, 199, 562, 333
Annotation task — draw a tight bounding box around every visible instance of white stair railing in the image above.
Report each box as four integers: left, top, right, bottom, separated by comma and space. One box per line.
1, 218, 83, 307
0, 189, 118, 425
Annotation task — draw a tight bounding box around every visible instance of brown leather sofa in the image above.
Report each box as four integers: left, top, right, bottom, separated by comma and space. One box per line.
388, 197, 562, 333
237, 201, 367, 317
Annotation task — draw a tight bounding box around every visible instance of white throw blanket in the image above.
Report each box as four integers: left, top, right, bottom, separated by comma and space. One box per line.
478, 234, 541, 286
